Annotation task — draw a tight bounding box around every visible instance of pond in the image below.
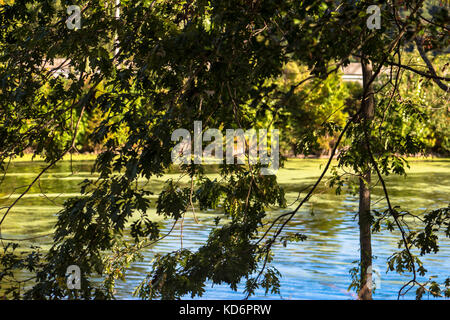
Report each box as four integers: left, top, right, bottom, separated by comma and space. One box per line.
0, 159, 449, 299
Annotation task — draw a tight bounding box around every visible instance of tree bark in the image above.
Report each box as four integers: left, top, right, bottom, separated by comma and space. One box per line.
358, 58, 375, 300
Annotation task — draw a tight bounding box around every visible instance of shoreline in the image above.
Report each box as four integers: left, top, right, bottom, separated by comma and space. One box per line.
5, 153, 449, 163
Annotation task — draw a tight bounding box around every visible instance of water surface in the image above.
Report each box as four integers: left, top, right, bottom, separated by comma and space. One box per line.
1, 159, 449, 299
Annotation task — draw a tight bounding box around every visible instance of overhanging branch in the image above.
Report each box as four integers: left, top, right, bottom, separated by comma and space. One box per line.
414, 37, 449, 92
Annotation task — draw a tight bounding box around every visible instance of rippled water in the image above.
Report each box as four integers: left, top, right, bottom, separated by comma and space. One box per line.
1, 159, 449, 299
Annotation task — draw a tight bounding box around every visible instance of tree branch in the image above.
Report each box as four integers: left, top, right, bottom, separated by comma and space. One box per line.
414, 37, 449, 92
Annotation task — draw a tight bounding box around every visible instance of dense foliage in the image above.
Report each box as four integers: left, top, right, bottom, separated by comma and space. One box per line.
0, 0, 448, 300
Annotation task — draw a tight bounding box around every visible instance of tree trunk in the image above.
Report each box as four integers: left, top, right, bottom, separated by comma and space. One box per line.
358, 59, 375, 300
358, 171, 372, 299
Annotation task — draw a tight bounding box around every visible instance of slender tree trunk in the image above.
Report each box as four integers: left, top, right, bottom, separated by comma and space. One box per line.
358, 59, 375, 300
